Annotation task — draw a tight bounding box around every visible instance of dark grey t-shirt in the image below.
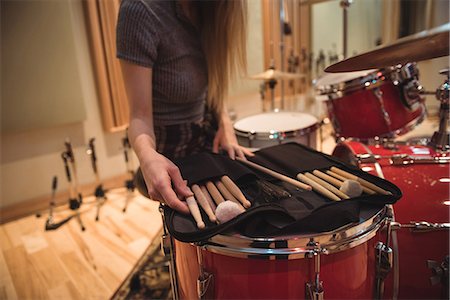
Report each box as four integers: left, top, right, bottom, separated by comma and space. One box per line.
116, 0, 207, 126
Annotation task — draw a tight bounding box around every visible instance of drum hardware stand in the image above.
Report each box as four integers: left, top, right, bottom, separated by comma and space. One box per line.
52, 139, 85, 231
159, 205, 180, 300
266, 77, 278, 111
340, 0, 353, 59
391, 221, 450, 232
44, 176, 74, 231
374, 219, 393, 299
305, 241, 326, 300
373, 87, 393, 132
122, 131, 136, 212
196, 245, 213, 299
86, 138, 107, 221
427, 256, 449, 298
259, 82, 267, 112
429, 69, 449, 151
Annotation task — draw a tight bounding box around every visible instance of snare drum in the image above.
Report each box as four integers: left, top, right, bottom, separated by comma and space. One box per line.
333, 140, 450, 299
316, 63, 426, 139
233, 112, 319, 149
173, 206, 389, 299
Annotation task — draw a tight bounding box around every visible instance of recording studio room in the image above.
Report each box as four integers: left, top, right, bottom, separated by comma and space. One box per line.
0, 0, 449, 299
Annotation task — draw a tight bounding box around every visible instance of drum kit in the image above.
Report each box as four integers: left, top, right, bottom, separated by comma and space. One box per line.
162, 23, 449, 300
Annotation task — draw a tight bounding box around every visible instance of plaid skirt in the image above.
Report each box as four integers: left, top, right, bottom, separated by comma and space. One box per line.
135, 107, 219, 198
154, 107, 219, 160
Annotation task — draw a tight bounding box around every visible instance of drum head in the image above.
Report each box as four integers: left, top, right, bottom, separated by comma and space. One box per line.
315, 69, 376, 87
233, 112, 318, 134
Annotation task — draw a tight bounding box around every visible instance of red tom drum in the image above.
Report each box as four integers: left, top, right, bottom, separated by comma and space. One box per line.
174, 206, 389, 299
316, 64, 426, 139
333, 140, 450, 299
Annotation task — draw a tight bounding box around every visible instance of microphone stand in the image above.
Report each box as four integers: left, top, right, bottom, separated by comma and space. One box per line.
87, 138, 107, 221
122, 131, 135, 212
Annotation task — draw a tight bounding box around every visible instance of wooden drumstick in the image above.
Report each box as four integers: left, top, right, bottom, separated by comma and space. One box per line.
325, 170, 376, 195
200, 185, 216, 212
206, 181, 225, 205
220, 176, 252, 208
214, 181, 246, 210
214, 180, 238, 202
304, 172, 350, 199
191, 184, 217, 223
330, 167, 392, 195
185, 195, 205, 229
236, 157, 312, 191
325, 170, 347, 182
313, 170, 345, 188
297, 173, 341, 201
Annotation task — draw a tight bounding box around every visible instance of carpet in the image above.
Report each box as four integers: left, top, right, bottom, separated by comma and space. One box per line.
111, 230, 173, 300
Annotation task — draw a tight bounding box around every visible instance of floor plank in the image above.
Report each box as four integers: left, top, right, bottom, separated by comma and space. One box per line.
1, 190, 163, 300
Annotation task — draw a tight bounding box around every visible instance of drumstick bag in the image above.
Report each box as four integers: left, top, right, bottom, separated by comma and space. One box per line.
163, 143, 401, 242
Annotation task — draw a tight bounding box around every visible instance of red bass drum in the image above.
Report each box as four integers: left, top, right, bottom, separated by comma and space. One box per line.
333, 140, 450, 299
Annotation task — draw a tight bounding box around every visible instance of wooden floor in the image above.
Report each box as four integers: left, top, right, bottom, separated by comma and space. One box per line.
0, 188, 163, 300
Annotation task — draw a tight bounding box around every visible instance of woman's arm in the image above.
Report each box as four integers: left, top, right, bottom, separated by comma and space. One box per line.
120, 60, 191, 214
213, 106, 254, 160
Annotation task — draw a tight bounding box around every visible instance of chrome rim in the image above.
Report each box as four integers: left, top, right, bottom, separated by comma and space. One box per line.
200, 206, 388, 259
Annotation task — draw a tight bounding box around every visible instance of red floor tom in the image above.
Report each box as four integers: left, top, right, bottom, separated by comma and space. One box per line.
333, 140, 450, 299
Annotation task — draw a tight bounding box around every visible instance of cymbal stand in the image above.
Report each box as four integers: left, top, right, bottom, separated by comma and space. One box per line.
429, 69, 450, 151
122, 131, 135, 212
279, 0, 292, 109
44, 176, 73, 231
87, 138, 107, 221
340, 0, 353, 58
268, 78, 278, 111
51, 139, 85, 231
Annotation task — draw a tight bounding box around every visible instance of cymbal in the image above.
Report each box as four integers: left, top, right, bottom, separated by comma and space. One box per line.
325, 23, 450, 73
249, 69, 305, 80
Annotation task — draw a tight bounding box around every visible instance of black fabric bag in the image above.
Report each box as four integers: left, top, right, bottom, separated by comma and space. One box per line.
164, 143, 401, 242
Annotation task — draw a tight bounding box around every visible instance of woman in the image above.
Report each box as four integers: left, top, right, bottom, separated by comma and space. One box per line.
116, 0, 253, 214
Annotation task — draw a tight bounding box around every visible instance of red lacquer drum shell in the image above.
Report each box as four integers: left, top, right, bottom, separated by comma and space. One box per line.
174, 206, 389, 299
316, 64, 426, 139
333, 140, 450, 299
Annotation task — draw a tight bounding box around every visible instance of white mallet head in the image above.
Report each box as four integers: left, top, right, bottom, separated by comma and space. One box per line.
340, 179, 363, 198
215, 201, 245, 223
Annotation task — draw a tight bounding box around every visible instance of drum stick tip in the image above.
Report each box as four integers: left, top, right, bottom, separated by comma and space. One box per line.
197, 222, 205, 229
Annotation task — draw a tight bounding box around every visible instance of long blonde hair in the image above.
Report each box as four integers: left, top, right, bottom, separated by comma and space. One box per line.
198, 0, 248, 115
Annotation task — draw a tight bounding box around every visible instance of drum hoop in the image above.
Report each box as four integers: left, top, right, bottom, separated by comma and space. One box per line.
234, 122, 321, 140
318, 65, 417, 98
202, 206, 388, 259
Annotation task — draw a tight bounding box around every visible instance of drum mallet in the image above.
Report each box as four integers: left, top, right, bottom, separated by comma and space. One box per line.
325, 170, 376, 195
303, 172, 350, 199
191, 184, 217, 223
236, 157, 312, 191
214, 181, 246, 210
297, 173, 341, 201
330, 167, 391, 195
220, 176, 252, 208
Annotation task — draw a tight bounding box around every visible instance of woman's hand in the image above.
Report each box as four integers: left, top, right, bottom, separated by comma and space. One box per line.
213, 110, 254, 160
140, 151, 191, 214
